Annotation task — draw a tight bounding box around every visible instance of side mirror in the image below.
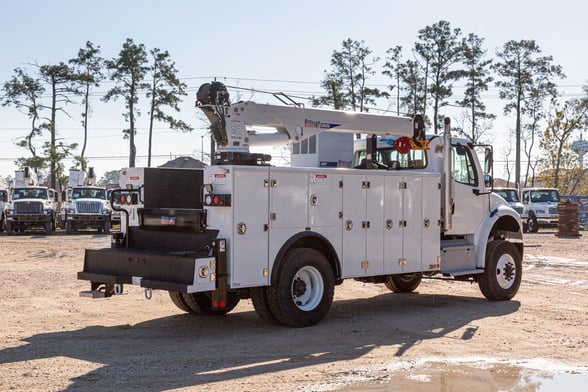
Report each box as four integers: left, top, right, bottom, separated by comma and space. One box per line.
484, 174, 493, 188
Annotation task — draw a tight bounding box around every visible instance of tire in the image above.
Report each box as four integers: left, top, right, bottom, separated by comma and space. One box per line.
66, 221, 73, 234
5, 221, 12, 235
266, 248, 335, 328
168, 291, 192, 313
527, 213, 539, 233
181, 291, 240, 316
44, 220, 52, 234
250, 287, 279, 324
478, 240, 522, 301
104, 221, 111, 234
384, 273, 423, 293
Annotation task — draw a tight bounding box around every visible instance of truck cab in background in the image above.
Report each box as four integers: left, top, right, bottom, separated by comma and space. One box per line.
60, 168, 112, 234
493, 188, 524, 216
4, 167, 58, 235
521, 187, 560, 233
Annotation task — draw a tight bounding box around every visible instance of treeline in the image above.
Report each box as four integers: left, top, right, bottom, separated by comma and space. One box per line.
312, 21, 588, 192
1, 39, 191, 189
3, 21, 588, 193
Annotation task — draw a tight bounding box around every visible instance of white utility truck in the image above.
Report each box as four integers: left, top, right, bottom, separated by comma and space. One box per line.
60, 168, 111, 234
78, 82, 523, 327
520, 187, 560, 233
4, 167, 58, 235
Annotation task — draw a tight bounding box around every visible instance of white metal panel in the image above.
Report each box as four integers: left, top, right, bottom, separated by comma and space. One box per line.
402, 176, 423, 273
383, 174, 404, 274
342, 174, 367, 277
421, 175, 441, 270
231, 167, 270, 288
270, 168, 308, 229
366, 175, 385, 275
308, 172, 342, 228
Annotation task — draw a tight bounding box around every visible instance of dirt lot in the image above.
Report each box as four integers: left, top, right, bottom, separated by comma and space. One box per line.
1, 229, 587, 391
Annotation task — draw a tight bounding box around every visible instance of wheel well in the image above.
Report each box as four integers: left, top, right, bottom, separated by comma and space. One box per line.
271, 232, 341, 284
489, 215, 524, 258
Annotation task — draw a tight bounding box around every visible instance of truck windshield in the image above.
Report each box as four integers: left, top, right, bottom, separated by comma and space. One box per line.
495, 189, 519, 203
12, 188, 48, 200
531, 190, 560, 203
72, 188, 106, 199
354, 147, 427, 169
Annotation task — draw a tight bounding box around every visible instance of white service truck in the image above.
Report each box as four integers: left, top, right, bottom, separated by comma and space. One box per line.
4, 167, 58, 235
60, 169, 112, 234
78, 82, 523, 327
520, 187, 560, 233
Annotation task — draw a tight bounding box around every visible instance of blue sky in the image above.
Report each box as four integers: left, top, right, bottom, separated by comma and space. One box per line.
1, 0, 586, 180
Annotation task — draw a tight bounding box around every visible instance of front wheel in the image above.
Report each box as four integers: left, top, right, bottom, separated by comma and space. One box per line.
478, 240, 522, 301
44, 220, 52, 234
527, 213, 539, 233
384, 273, 423, 293
267, 248, 335, 327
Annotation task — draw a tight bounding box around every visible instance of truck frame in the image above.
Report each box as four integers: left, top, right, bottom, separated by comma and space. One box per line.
78, 82, 523, 327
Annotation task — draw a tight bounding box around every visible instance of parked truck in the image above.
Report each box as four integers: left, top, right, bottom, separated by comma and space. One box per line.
60, 168, 112, 234
78, 82, 523, 327
520, 187, 560, 233
4, 167, 58, 235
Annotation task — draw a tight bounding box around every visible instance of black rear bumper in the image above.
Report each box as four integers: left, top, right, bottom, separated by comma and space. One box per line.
78, 242, 224, 293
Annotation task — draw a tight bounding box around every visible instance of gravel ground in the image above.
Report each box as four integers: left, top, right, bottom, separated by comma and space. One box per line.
0, 229, 587, 391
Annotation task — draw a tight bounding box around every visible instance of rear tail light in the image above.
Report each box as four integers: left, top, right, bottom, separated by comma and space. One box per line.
203, 194, 231, 207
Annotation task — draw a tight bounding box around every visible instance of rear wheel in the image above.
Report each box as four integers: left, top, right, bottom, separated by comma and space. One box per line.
266, 248, 335, 327
384, 273, 423, 293
250, 287, 279, 324
478, 240, 522, 301
181, 291, 240, 316
168, 291, 192, 313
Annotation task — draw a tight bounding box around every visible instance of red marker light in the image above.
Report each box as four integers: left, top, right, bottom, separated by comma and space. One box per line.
213, 195, 220, 205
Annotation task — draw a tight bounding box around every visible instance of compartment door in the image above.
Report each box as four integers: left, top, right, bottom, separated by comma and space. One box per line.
232, 169, 270, 287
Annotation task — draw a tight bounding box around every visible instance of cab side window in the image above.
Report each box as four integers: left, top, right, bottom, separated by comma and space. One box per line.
451, 144, 478, 186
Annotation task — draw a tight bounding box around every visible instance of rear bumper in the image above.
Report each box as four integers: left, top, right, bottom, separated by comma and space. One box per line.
78, 247, 220, 293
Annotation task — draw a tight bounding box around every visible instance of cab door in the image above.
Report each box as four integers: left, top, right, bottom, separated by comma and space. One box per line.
446, 143, 488, 235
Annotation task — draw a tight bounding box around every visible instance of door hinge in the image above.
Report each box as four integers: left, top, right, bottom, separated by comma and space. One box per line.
362, 181, 370, 189
362, 221, 371, 229
399, 182, 407, 189
269, 212, 277, 221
